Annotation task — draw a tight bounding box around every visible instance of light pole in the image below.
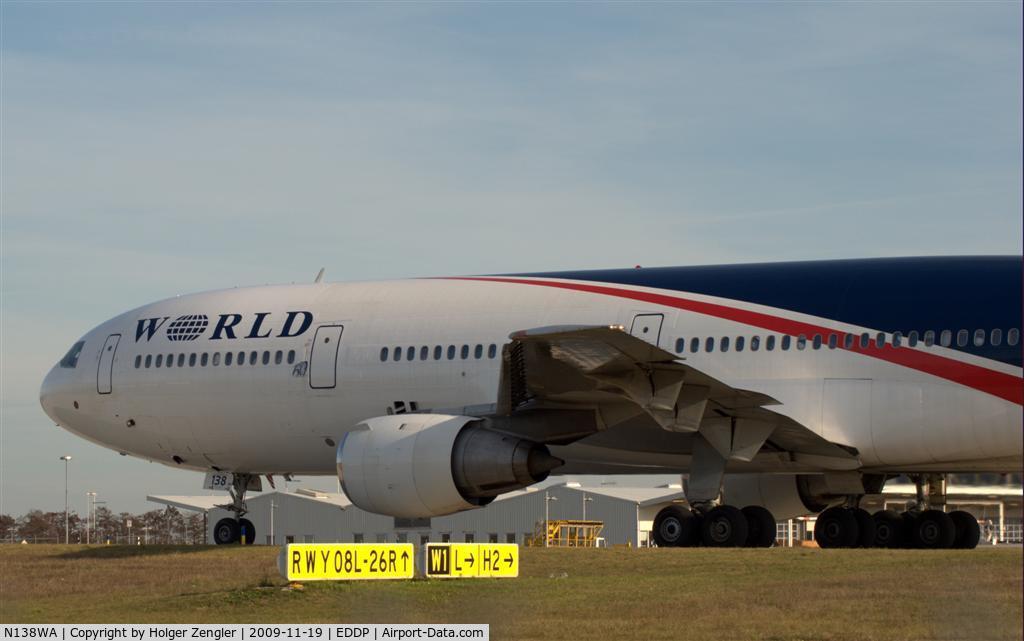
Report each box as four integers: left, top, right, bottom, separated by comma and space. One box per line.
86, 491, 96, 544
59, 456, 72, 544
582, 493, 593, 521
544, 491, 558, 548
270, 499, 277, 546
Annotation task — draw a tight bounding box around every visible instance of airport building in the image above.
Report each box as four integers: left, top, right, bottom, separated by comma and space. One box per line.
150, 482, 687, 547
150, 478, 1023, 547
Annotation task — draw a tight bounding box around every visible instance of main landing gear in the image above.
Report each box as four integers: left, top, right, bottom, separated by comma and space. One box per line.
814, 474, 979, 550
652, 436, 777, 548
213, 473, 257, 545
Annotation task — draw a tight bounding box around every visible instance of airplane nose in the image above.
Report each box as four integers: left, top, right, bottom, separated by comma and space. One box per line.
40, 365, 62, 424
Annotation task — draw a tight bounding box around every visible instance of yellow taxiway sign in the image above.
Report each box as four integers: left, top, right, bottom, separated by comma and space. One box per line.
424, 543, 519, 579
278, 543, 415, 581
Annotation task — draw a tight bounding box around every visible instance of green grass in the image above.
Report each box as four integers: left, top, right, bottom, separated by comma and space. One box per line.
1, 545, 1021, 640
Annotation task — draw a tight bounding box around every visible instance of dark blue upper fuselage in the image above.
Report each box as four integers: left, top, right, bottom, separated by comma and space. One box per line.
517, 256, 1023, 368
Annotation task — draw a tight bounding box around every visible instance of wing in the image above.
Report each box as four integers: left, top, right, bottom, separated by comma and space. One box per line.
490, 324, 857, 469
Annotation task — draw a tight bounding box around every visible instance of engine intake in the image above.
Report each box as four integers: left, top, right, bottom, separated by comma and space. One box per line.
337, 414, 562, 518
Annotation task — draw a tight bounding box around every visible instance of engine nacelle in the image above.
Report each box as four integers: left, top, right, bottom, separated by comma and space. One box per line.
721, 474, 845, 520
337, 414, 563, 518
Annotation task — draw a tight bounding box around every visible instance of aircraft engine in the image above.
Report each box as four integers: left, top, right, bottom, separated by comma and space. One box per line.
336, 414, 564, 518
721, 474, 845, 520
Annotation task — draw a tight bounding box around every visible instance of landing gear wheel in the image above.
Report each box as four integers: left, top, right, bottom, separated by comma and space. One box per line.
851, 507, 876, 548
238, 518, 256, 545
652, 505, 701, 547
741, 506, 777, 548
911, 509, 956, 549
701, 505, 749, 547
872, 510, 904, 548
949, 510, 980, 549
814, 507, 859, 548
213, 518, 240, 545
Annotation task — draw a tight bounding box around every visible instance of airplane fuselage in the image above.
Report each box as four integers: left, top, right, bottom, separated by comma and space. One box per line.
40, 257, 1024, 478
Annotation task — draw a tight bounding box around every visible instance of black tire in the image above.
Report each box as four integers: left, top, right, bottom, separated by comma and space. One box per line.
851, 507, 876, 548
949, 510, 981, 549
213, 518, 239, 545
652, 505, 701, 547
814, 506, 859, 548
238, 518, 256, 545
872, 510, 904, 548
741, 506, 777, 548
702, 505, 749, 547
911, 509, 956, 549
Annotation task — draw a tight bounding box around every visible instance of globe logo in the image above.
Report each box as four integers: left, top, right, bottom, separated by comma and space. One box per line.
166, 314, 209, 342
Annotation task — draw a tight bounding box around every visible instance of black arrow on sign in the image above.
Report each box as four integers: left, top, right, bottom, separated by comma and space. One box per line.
465, 554, 474, 567
505, 553, 514, 567
401, 550, 409, 570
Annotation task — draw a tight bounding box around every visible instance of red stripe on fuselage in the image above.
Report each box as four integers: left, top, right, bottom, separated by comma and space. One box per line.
448, 276, 1024, 406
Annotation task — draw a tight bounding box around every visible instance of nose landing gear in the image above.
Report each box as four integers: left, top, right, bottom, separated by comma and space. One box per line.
212, 473, 258, 545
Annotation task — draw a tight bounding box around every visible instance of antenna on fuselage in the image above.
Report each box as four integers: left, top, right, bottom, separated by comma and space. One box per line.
314, 267, 325, 284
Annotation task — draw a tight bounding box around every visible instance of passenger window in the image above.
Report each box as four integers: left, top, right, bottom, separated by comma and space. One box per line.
225, 352, 234, 366
956, 330, 968, 347
781, 336, 791, 351
434, 345, 443, 360
796, 335, 807, 350
59, 341, 85, 368
474, 344, 483, 359
860, 333, 870, 348
145, 355, 152, 368
972, 329, 985, 347
735, 337, 745, 352
705, 337, 715, 353
212, 353, 220, 366
720, 337, 730, 352
990, 329, 1002, 346
924, 330, 935, 346
690, 338, 700, 353
156, 354, 163, 367
380, 347, 389, 362
875, 333, 885, 348
750, 336, 760, 351
201, 353, 208, 367
420, 346, 429, 361
250, 351, 258, 366
135, 355, 141, 369
189, 353, 197, 367
238, 352, 246, 365
940, 330, 952, 347
275, 350, 283, 364
828, 334, 838, 349
843, 334, 854, 349
675, 338, 685, 353
461, 345, 469, 359
1008, 328, 1020, 346
406, 346, 415, 361
765, 336, 775, 351
907, 331, 918, 347
892, 332, 902, 348
447, 345, 456, 360
488, 344, 497, 359
263, 351, 270, 365
394, 347, 402, 362
166, 354, 174, 368
177, 354, 185, 367
287, 350, 296, 364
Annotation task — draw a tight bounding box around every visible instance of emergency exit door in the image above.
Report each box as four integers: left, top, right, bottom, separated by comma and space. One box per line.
630, 314, 664, 346
309, 325, 344, 389
96, 334, 120, 394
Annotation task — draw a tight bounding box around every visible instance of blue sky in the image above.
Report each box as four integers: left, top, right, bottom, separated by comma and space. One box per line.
2, 2, 1021, 516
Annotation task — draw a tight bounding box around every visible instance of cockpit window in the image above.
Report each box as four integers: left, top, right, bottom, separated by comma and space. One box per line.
59, 341, 85, 368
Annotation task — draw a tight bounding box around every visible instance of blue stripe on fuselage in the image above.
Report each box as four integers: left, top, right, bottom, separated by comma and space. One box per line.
513, 256, 1023, 368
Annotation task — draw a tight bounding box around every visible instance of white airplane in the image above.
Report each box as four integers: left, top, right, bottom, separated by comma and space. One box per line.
40, 257, 1022, 549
